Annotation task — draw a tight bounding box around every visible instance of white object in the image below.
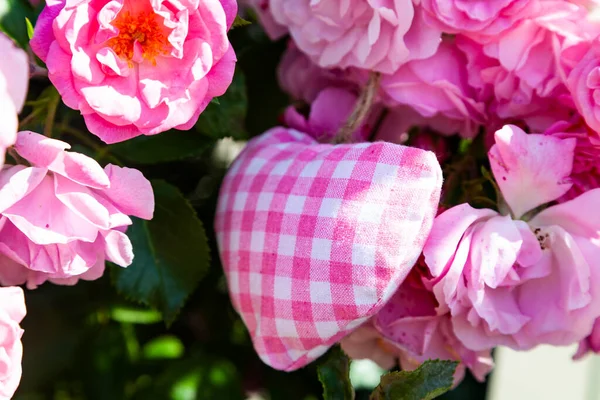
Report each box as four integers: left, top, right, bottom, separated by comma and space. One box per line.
487, 345, 600, 400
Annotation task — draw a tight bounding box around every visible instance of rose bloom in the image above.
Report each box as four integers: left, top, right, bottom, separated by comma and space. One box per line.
341, 266, 493, 386
375, 263, 493, 384
30, 0, 237, 143
277, 41, 355, 104
0, 131, 154, 288
545, 117, 600, 201
0, 287, 26, 400
269, 0, 441, 74
456, 1, 598, 131
567, 43, 600, 140
0, 33, 28, 168
424, 125, 600, 351
419, 0, 537, 39
379, 40, 486, 138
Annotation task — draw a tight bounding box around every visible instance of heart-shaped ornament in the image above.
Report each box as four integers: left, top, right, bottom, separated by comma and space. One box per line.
215, 127, 443, 371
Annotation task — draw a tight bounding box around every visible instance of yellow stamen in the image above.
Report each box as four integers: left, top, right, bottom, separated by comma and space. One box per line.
108, 11, 167, 66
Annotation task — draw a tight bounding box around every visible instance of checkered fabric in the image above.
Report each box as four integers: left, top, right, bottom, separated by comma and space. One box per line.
215, 127, 443, 371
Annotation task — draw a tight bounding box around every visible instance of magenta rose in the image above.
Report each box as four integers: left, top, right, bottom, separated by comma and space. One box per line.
0, 33, 28, 168
269, 0, 441, 74
0, 287, 25, 399
0, 131, 154, 288
30, 0, 237, 143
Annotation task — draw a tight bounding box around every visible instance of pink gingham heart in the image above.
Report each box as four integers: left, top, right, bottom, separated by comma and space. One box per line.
215, 127, 443, 371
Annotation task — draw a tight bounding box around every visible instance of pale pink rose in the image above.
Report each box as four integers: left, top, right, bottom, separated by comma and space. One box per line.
374, 264, 494, 384
277, 41, 355, 103
456, 2, 598, 131
545, 118, 600, 201
283, 87, 381, 142
240, 0, 287, 40
0, 287, 25, 400
379, 40, 486, 138
30, 0, 237, 144
420, 0, 537, 39
424, 125, 600, 351
269, 0, 441, 74
0, 34, 28, 168
0, 131, 154, 289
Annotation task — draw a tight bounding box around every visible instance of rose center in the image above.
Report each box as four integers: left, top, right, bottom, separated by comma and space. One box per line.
109, 11, 167, 65
533, 228, 550, 250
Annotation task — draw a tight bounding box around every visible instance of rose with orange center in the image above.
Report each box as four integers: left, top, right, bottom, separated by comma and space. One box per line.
31, 0, 237, 143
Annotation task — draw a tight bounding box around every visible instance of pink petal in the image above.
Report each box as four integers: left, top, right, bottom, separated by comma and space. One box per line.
102, 165, 154, 220
0, 166, 47, 213
103, 230, 133, 267
0, 287, 26, 322
3, 176, 99, 245
54, 174, 111, 230
489, 125, 575, 218
15, 131, 70, 167
529, 189, 600, 239
424, 204, 497, 278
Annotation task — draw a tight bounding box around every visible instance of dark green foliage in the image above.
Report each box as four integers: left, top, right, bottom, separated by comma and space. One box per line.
318, 347, 354, 400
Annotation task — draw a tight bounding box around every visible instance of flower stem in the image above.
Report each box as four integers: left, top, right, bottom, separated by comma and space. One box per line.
44, 90, 61, 138
332, 71, 381, 144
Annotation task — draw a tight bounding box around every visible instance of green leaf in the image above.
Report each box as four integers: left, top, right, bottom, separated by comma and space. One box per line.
25, 17, 33, 39
370, 360, 458, 400
143, 335, 184, 360
0, 0, 33, 48
196, 70, 248, 140
110, 306, 162, 324
111, 180, 211, 326
107, 130, 214, 164
231, 15, 252, 29
317, 346, 354, 400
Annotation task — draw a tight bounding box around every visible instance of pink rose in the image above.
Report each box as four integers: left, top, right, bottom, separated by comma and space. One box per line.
283, 87, 381, 142
420, 0, 537, 39
375, 261, 493, 384
30, 0, 237, 144
544, 118, 600, 201
0, 131, 154, 288
0, 287, 25, 400
341, 266, 494, 385
0, 33, 28, 168
240, 0, 287, 40
574, 318, 600, 359
379, 40, 486, 138
424, 125, 600, 351
277, 41, 354, 103
567, 43, 600, 139
456, 2, 598, 131
269, 0, 441, 74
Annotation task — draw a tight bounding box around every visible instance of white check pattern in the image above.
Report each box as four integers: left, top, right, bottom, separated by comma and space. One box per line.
215, 127, 443, 371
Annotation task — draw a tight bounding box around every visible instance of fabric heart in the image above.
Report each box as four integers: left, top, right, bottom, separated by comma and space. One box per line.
215, 127, 443, 371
